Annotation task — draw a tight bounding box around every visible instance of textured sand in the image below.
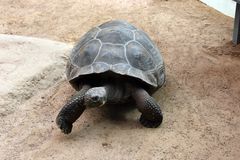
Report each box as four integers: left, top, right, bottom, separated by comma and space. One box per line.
0, 0, 240, 160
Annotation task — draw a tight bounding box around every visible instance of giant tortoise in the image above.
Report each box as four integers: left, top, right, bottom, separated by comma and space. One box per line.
56, 20, 166, 134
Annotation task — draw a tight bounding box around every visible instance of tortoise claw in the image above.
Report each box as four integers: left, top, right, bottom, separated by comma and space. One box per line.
57, 118, 73, 134
139, 115, 162, 128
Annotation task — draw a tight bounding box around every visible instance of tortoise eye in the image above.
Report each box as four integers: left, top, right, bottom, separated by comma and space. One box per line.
91, 96, 100, 102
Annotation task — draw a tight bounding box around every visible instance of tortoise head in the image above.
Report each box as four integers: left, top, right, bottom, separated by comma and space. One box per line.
84, 87, 107, 108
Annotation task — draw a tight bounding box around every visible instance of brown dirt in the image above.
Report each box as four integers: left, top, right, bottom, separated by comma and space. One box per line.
1, 0, 240, 159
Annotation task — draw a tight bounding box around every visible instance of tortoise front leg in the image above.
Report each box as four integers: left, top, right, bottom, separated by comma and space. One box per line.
56, 85, 91, 134
132, 88, 163, 128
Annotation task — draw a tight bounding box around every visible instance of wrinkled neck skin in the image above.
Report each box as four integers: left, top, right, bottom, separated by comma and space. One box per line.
103, 82, 133, 104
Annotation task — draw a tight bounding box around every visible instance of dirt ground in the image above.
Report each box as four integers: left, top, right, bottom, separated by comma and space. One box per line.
1, 0, 240, 159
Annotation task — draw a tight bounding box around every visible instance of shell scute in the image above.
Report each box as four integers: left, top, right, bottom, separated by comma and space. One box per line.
126, 41, 155, 71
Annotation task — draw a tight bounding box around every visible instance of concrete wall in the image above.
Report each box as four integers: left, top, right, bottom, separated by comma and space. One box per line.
200, 0, 236, 18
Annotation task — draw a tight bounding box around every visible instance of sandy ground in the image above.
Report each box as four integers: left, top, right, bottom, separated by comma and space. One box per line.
0, 0, 240, 159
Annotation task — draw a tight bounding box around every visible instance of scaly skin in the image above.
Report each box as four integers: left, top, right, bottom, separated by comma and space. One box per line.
56, 85, 90, 134
132, 87, 163, 128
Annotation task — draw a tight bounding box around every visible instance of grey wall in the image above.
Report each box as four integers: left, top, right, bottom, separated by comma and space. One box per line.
200, 0, 235, 17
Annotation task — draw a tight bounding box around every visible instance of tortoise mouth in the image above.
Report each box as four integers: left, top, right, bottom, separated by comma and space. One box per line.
84, 98, 106, 108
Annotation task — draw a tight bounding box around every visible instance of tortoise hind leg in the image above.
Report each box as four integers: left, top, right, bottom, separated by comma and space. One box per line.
132, 88, 163, 128
56, 85, 90, 134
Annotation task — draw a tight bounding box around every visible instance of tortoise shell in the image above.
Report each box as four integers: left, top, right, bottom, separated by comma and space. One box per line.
66, 20, 165, 91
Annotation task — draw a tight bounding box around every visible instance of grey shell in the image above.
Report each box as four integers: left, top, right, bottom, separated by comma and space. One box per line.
66, 20, 165, 90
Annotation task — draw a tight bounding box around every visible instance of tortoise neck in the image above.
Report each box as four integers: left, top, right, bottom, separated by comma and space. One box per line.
103, 82, 133, 103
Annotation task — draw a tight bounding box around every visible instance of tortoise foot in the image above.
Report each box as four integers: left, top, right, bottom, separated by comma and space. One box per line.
139, 115, 163, 128
56, 118, 73, 134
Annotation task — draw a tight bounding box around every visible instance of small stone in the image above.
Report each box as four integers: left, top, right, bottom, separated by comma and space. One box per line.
102, 142, 108, 147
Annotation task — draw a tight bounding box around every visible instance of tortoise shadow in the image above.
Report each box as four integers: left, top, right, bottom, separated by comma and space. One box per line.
100, 101, 137, 121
